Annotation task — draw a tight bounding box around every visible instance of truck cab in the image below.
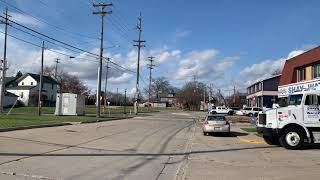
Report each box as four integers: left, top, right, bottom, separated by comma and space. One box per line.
262, 91, 320, 149
210, 106, 234, 115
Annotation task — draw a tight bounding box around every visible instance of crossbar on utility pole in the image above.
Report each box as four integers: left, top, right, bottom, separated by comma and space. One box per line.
93, 3, 112, 118
0, 8, 10, 113
38, 41, 45, 116
147, 56, 155, 110
133, 13, 145, 115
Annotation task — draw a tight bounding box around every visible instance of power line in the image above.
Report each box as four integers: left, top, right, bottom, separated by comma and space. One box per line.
0, 0, 99, 41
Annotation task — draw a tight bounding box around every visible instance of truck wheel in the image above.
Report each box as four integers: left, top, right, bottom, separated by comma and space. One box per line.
212, 111, 216, 114
228, 111, 234, 115
248, 113, 253, 117
263, 135, 279, 145
279, 127, 304, 150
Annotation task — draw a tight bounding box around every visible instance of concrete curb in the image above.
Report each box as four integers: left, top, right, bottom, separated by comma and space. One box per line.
0, 123, 72, 133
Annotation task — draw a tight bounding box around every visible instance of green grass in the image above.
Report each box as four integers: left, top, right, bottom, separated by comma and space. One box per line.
0, 114, 133, 129
4, 106, 160, 115
0, 106, 169, 129
241, 128, 257, 133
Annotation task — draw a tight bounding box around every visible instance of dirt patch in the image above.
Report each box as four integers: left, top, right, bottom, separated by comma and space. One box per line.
226, 115, 250, 123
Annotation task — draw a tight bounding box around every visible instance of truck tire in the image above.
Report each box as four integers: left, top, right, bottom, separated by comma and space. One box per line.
248, 113, 253, 117
279, 127, 304, 150
263, 135, 279, 145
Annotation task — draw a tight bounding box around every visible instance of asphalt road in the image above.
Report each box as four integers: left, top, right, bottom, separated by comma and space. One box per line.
1, 111, 320, 180
0, 112, 196, 180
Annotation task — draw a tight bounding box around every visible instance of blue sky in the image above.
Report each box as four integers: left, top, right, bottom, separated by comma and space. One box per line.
0, 0, 319, 96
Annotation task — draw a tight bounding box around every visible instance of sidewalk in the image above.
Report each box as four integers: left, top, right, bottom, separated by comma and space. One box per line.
233, 125, 267, 145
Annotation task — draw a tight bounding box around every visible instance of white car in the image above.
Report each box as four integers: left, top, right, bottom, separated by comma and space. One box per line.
210, 106, 234, 115
241, 107, 262, 117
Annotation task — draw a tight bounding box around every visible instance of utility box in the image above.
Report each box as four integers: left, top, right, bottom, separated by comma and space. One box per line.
55, 93, 85, 116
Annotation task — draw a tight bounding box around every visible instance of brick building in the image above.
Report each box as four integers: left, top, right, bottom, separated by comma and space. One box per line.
278, 46, 320, 97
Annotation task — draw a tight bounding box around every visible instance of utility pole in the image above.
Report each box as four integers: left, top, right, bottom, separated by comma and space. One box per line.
233, 85, 236, 105
103, 59, 110, 114
0, 8, 10, 113
93, 3, 112, 118
54, 58, 60, 79
38, 41, 45, 116
116, 88, 118, 106
124, 89, 127, 115
147, 56, 155, 110
133, 13, 145, 115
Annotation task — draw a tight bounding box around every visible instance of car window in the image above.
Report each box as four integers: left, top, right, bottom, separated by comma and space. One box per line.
207, 116, 226, 121
244, 108, 251, 110
253, 108, 260, 111
305, 94, 318, 105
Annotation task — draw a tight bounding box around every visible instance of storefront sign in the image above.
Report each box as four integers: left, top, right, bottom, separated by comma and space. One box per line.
278, 79, 320, 97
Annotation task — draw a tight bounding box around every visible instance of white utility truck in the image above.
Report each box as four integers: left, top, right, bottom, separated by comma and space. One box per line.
262, 91, 320, 149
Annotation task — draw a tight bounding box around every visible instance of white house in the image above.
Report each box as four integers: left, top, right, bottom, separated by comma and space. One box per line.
6, 73, 58, 106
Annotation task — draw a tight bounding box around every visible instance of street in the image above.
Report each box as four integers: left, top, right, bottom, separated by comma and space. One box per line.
0, 111, 319, 180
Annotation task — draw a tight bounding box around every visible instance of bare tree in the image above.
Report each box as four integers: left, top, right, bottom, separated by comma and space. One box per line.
176, 81, 206, 110
143, 77, 174, 101
43, 66, 89, 95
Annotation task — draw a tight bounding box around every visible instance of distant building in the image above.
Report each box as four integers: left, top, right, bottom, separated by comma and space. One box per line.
246, 75, 281, 108
159, 92, 176, 107
6, 73, 58, 106
278, 46, 320, 97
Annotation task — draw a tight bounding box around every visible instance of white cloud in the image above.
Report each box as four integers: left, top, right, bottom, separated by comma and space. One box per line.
240, 49, 305, 85
10, 12, 44, 27
174, 49, 237, 80
108, 73, 133, 84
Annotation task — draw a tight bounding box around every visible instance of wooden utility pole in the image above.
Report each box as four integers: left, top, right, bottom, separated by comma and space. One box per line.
133, 13, 145, 115
54, 58, 60, 79
38, 41, 45, 116
124, 89, 127, 115
103, 59, 110, 114
0, 8, 10, 113
147, 56, 155, 110
93, 3, 112, 118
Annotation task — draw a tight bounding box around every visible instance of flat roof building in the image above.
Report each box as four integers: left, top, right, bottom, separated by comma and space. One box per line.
247, 75, 281, 108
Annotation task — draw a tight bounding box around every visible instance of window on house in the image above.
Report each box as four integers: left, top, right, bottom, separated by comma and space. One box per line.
313, 64, 320, 79
297, 67, 306, 82
31, 82, 33, 85
51, 95, 53, 101
21, 82, 24, 85
20, 92, 23, 98
52, 84, 54, 89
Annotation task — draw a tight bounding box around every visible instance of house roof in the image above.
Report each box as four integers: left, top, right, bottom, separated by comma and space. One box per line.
6, 86, 36, 90
17, 73, 58, 85
4, 76, 19, 87
5, 91, 19, 97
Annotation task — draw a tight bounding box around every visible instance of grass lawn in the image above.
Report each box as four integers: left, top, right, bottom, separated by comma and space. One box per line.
4, 106, 160, 115
240, 128, 257, 133
0, 114, 133, 129
241, 127, 262, 137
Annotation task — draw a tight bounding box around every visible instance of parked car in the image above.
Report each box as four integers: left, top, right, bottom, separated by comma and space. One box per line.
203, 115, 230, 135
230, 107, 243, 116
241, 107, 262, 117
210, 106, 234, 115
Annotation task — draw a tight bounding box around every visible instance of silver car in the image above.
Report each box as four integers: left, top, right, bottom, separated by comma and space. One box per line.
203, 115, 230, 135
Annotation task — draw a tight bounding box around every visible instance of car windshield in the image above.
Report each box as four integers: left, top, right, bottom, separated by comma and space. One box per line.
288, 94, 303, 106
207, 116, 226, 121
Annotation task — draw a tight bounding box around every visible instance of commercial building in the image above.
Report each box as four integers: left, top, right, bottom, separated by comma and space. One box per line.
246, 75, 281, 108
278, 46, 320, 97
